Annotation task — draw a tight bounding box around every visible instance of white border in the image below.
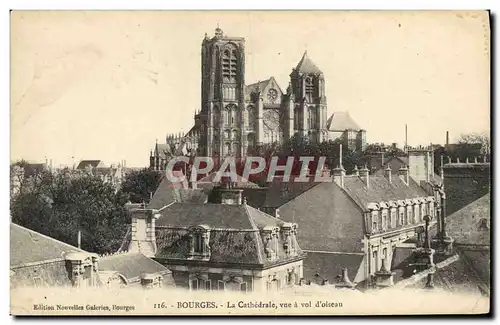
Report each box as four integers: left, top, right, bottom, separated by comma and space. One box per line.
2, 1, 497, 324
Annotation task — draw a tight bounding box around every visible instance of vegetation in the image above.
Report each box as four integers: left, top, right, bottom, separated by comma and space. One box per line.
10, 165, 130, 254
120, 168, 163, 204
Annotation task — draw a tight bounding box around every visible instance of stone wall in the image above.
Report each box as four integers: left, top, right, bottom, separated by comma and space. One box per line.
443, 162, 490, 215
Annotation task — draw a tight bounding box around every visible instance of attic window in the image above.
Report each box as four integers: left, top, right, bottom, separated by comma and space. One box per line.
189, 225, 211, 260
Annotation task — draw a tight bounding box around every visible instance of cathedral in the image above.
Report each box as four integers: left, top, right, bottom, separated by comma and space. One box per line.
150, 26, 366, 170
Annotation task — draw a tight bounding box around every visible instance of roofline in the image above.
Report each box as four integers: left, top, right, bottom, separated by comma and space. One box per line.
155, 225, 260, 232
244, 205, 264, 264
11, 222, 87, 255
11, 257, 66, 269
159, 254, 305, 270
303, 250, 365, 256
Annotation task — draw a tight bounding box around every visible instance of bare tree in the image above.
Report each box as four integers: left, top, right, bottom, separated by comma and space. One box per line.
456, 132, 491, 155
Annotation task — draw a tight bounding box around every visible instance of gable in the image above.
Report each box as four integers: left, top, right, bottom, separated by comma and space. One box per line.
278, 182, 365, 253
262, 77, 283, 107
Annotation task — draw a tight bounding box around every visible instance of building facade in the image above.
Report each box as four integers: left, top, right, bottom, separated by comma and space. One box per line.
150, 26, 366, 169
125, 184, 306, 292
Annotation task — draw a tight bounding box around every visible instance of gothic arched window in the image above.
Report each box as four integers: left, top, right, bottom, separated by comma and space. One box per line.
222, 45, 238, 83
232, 106, 238, 125
225, 107, 231, 125
308, 106, 316, 129
305, 77, 314, 102
246, 106, 254, 128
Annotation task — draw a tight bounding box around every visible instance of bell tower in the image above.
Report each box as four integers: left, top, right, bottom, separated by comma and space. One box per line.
289, 51, 328, 143
200, 26, 246, 159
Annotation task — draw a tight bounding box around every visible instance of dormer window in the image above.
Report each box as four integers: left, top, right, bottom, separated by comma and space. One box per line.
189, 225, 211, 260
371, 210, 379, 233
194, 233, 203, 254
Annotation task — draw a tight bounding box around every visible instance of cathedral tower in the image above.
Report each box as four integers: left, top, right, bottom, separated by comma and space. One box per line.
289, 51, 328, 143
200, 26, 246, 158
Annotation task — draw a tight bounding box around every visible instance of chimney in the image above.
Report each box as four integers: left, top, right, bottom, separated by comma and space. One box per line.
218, 184, 243, 205
274, 208, 280, 219
398, 165, 410, 186
384, 165, 392, 184
128, 208, 160, 257
446, 131, 449, 147
359, 165, 370, 188
335, 267, 356, 289
332, 144, 346, 188
352, 165, 359, 176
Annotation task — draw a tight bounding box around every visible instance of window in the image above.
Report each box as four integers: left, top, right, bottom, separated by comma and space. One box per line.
222, 46, 238, 83
218, 280, 226, 291
407, 208, 412, 224
33, 276, 43, 288
205, 280, 212, 291
390, 209, 396, 229
191, 278, 199, 291
194, 234, 203, 254
414, 205, 420, 223
381, 211, 388, 231
372, 250, 379, 273
372, 211, 379, 233
399, 210, 404, 226
240, 282, 248, 293
305, 77, 314, 102
308, 106, 316, 129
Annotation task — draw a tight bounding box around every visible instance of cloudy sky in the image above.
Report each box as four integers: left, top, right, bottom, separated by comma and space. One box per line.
10, 11, 490, 167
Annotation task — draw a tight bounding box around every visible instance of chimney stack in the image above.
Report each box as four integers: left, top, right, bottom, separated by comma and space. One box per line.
332, 144, 346, 188
384, 165, 392, 184
352, 165, 359, 176
359, 165, 370, 188
398, 165, 410, 186
446, 131, 449, 147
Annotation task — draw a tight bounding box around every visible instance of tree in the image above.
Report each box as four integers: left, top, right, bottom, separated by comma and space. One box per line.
11, 168, 130, 254
120, 168, 163, 203
456, 132, 491, 155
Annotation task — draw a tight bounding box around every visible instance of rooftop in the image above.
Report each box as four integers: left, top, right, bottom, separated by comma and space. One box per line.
10, 223, 86, 268
326, 111, 362, 131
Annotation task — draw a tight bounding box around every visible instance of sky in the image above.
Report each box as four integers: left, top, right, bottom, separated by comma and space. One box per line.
10, 11, 490, 167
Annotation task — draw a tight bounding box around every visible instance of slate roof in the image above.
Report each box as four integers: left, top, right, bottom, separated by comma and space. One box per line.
156, 203, 255, 229
445, 193, 490, 246
76, 160, 103, 170
461, 249, 490, 288
277, 181, 365, 253
294, 51, 322, 74
147, 172, 207, 209
370, 156, 408, 174
261, 175, 323, 208
98, 252, 171, 282
326, 112, 362, 131
154, 202, 304, 267
303, 251, 365, 284
342, 175, 429, 211
245, 78, 272, 97
406, 254, 488, 296
10, 223, 86, 267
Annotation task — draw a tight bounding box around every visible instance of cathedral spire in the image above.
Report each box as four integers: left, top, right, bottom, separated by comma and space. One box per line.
295, 50, 322, 74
